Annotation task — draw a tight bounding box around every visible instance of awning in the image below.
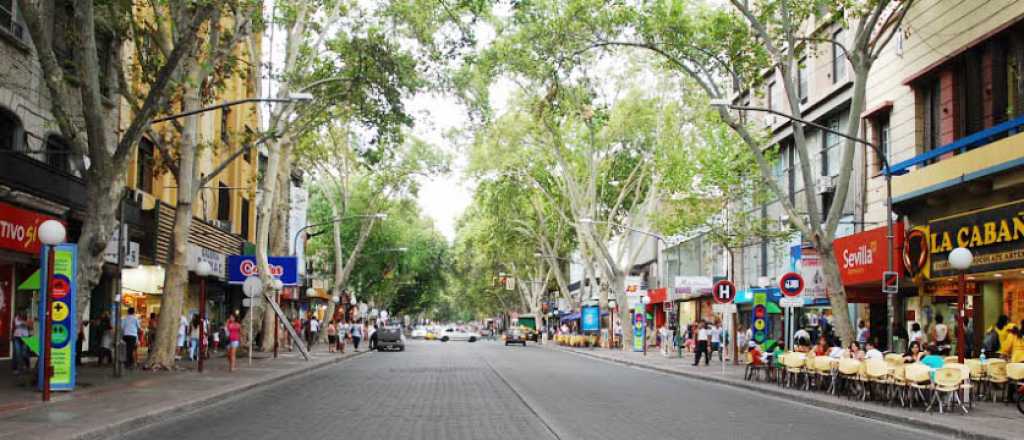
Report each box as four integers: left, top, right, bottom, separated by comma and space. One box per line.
647, 287, 667, 303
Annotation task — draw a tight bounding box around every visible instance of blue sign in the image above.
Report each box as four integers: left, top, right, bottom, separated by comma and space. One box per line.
227, 255, 298, 285
581, 306, 600, 332
39, 244, 77, 391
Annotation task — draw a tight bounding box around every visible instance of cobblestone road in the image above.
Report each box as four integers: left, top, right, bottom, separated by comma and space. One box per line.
124, 340, 939, 440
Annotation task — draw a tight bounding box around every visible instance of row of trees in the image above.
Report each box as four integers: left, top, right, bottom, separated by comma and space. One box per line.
14, 0, 483, 367
450, 0, 913, 348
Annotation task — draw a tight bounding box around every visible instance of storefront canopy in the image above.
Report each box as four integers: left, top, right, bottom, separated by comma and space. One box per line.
17, 269, 39, 291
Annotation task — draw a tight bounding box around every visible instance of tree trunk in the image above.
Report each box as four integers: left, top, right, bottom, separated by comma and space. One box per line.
819, 241, 855, 346
260, 151, 293, 350
76, 162, 125, 316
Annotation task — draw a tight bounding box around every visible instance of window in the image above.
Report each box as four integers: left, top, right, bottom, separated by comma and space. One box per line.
832, 29, 846, 83
0, 0, 25, 42
798, 56, 809, 102
922, 79, 942, 151
240, 198, 251, 240
868, 113, 891, 174
136, 139, 155, 193
957, 48, 984, 137
45, 135, 71, 173
791, 145, 804, 194
242, 127, 255, 163
217, 183, 231, 221
821, 118, 841, 176
0, 107, 24, 151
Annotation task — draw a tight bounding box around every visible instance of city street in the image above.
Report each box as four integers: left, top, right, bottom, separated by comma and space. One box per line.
124, 341, 933, 440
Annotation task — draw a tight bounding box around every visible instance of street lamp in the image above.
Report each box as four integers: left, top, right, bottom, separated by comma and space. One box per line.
711, 99, 899, 351
195, 261, 212, 373
38, 219, 65, 402
291, 213, 388, 257
949, 247, 973, 363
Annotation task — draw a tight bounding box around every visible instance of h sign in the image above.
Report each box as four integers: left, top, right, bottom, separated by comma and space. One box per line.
712, 280, 736, 304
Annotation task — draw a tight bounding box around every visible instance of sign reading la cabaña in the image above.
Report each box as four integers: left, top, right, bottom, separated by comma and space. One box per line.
929, 199, 1024, 277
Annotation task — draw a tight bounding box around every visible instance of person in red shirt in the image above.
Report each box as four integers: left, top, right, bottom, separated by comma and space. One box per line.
748, 343, 764, 366
226, 314, 242, 372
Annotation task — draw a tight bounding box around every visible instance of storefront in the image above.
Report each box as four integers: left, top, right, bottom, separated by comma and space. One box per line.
0, 201, 62, 360
671, 276, 714, 333
645, 288, 668, 329
831, 222, 907, 351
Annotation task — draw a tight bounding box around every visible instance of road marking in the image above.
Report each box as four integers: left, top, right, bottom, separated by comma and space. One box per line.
477, 350, 563, 440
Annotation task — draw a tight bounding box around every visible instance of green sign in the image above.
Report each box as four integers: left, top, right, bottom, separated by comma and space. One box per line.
38, 244, 77, 391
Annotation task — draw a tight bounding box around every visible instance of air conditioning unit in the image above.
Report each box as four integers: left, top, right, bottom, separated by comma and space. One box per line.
816, 175, 836, 194
212, 219, 232, 233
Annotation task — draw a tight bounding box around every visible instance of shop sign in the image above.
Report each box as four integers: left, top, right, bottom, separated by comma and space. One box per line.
0, 202, 59, 254
799, 247, 827, 299
923, 279, 978, 297
632, 311, 645, 352
581, 305, 600, 332
227, 255, 298, 285
751, 291, 769, 344
832, 222, 905, 285
102, 225, 139, 268
625, 276, 643, 309
673, 276, 713, 300
187, 244, 226, 279
928, 199, 1024, 277
38, 243, 77, 391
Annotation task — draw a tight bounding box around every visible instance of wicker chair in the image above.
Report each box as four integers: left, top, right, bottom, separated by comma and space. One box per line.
836, 358, 863, 398
863, 359, 892, 401
782, 352, 807, 389
744, 351, 768, 381
904, 363, 932, 408
813, 356, 834, 393
930, 367, 968, 414
986, 361, 1010, 402
1007, 363, 1024, 401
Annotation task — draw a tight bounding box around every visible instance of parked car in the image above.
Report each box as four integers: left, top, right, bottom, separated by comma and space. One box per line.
411, 326, 428, 339
440, 327, 480, 342
504, 328, 527, 346
376, 326, 405, 351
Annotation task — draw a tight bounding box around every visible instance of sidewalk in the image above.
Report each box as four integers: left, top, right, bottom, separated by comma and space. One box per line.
548, 344, 1024, 440
0, 346, 368, 440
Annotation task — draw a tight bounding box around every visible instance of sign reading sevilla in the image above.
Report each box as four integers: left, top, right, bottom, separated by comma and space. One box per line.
0, 202, 59, 254
832, 222, 905, 286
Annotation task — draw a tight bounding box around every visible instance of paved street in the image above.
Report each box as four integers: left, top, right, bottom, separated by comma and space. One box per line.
124, 341, 935, 440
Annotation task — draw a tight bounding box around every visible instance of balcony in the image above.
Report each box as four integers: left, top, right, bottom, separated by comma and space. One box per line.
888, 115, 1024, 204
0, 152, 87, 212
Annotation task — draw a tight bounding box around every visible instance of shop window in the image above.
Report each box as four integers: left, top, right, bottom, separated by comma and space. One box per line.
921, 78, 942, 152
217, 183, 231, 222
832, 29, 846, 83
0, 107, 24, 151
45, 134, 71, 173
867, 111, 891, 174
797, 56, 809, 103
136, 138, 155, 194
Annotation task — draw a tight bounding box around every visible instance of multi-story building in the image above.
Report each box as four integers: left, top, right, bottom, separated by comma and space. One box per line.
867, 0, 1024, 353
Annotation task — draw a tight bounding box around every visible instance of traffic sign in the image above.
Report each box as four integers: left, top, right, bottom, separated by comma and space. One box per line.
712, 280, 737, 304
779, 272, 805, 297
779, 297, 803, 308
712, 303, 737, 314
882, 271, 899, 294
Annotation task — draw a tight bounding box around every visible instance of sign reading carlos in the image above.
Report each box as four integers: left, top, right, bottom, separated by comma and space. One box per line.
227, 256, 298, 285
929, 199, 1024, 277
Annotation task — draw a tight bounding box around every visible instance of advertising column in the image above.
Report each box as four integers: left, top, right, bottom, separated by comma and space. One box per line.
38, 244, 77, 391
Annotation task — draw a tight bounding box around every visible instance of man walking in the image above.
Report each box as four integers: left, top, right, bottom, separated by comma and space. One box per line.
693, 321, 710, 366
121, 307, 141, 369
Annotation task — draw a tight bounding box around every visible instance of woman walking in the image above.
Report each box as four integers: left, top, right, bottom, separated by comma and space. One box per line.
189, 315, 200, 361
226, 314, 241, 372
350, 320, 363, 351
326, 321, 338, 353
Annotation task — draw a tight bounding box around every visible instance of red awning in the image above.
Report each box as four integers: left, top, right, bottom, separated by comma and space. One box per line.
647, 288, 668, 303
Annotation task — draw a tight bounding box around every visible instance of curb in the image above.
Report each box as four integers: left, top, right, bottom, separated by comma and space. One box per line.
555, 346, 1011, 440
73, 350, 371, 440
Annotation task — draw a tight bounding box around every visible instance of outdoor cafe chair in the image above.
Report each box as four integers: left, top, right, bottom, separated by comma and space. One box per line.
944, 363, 974, 410
782, 352, 807, 389
1007, 363, 1024, 401
930, 367, 968, 414
863, 359, 893, 401
813, 356, 834, 393
904, 363, 933, 408
985, 361, 1010, 403
889, 365, 908, 407
837, 358, 863, 399
884, 353, 905, 365
744, 352, 768, 382
944, 356, 961, 365
964, 359, 985, 399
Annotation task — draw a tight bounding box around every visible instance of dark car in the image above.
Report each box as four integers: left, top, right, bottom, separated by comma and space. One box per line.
376, 326, 405, 351
505, 328, 527, 346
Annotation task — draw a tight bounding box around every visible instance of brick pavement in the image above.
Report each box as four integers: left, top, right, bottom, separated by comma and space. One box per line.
548, 344, 1024, 440
0, 346, 367, 440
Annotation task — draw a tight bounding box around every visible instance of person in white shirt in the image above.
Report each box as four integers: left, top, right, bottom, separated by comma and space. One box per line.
710, 324, 723, 362
177, 315, 188, 359
864, 341, 883, 360
122, 307, 141, 369
693, 322, 711, 366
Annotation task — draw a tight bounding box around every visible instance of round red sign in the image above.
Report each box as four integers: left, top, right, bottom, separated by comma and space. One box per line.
712, 280, 736, 304
779, 272, 805, 298
49, 275, 70, 300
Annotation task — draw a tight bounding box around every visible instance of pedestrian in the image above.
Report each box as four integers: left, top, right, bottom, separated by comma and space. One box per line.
177, 314, 188, 360
660, 325, 674, 357
710, 322, 722, 362
11, 310, 32, 374
930, 314, 950, 355
856, 320, 870, 346
693, 321, 710, 366
147, 313, 158, 349
121, 307, 141, 369
326, 320, 338, 353
291, 316, 302, 351
307, 315, 320, 348
189, 315, 200, 361
337, 321, 348, 353
350, 320, 363, 351
98, 311, 113, 366
211, 321, 220, 354
226, 314, 241, 372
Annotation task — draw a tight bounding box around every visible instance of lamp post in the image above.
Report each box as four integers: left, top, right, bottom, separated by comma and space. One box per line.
194, 261, 212, 373
290, 213, 387, 257
271, 279, 283, 359
710, 100, 898, 352
38, 220, 66, 402
639, 294, 650, 356
608, 299, 618, 349
948, 247, 973, 363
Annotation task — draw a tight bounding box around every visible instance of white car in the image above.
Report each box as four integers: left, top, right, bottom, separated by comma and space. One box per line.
440, 327, 480, 342
411, 326, 428, 339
